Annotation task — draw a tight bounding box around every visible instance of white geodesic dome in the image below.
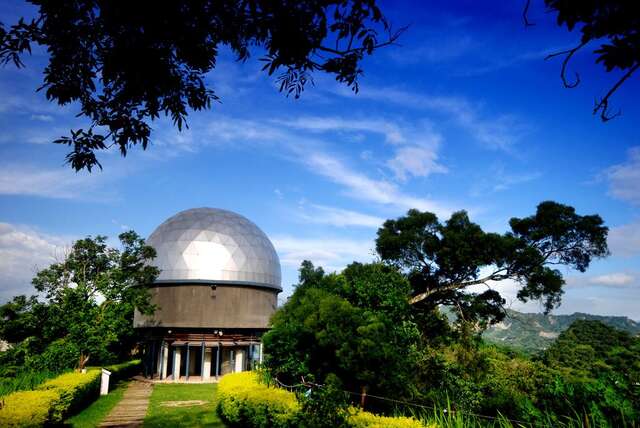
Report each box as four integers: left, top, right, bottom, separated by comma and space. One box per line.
147, 208, 281, 290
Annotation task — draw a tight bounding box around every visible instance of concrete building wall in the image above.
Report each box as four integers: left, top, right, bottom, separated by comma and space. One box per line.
133, 283, 278, 329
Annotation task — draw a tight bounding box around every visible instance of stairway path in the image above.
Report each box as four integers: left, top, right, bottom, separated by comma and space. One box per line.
99, 380, 154, 427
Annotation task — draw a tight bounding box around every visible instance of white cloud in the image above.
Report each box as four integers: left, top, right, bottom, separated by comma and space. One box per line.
332, 86, 527, 151
273, 115, 448, 181
603, 147, 640, 205
0, 164, 109, 200
588, 273, 635, 287
387, 145, 448, 181
0, 223, 71, 302
297, 203, 384, 228
273, 116, 405, 144
608, 221, 640, 257
29, 114, 54, 122
272, 235, 375, 273
158, 115, 456, 216
302, 151, 453, 216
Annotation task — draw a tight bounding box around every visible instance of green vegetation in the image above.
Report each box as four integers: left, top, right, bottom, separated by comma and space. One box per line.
66, 380, 130, 428
481, 309, 640, 353
0, 369, 100, 427
217, 372, 428, 428
262, 202, 639, 427
145, 383, 225, 428
0, 360, 141, 427
0, 232, 156, 398
0, 368, 62, 396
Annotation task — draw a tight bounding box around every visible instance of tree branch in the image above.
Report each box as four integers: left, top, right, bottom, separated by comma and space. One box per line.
545, 40, 590, 88
522, 0, 535, 27
593, 62, 640, 122
409, 268, 508, 305
316, 25, 407, 56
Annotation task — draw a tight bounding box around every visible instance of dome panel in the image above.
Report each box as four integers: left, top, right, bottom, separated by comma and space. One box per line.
147, 208, 281, 290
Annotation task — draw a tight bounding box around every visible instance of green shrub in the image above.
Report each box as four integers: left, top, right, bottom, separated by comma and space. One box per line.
26, 338, 81, 373
217, 371, 299, 427
105, 359, 141, 387
217, 372, 429, 428
0, 389, 60, 427
0, 369, 101, 426
348, 408, 431, 428
36, 370, 101, 422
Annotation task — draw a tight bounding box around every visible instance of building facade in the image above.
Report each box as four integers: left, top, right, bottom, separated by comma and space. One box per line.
134, 207, 281, 381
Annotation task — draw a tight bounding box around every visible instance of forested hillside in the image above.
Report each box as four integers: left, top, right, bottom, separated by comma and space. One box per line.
482, 309, 640, 352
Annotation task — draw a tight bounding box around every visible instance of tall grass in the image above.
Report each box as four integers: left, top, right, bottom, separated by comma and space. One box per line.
0, 369, 63, 397
406, 404, 639, 428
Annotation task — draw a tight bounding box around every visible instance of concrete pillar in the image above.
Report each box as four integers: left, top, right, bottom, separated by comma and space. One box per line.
153, 342, 164, 377
234, 349, 245, 373
100, 368, 111, 395
259, 343, 263, 364
161, 343, 168, 380
215, 345, 220, 379
174, 347, 182, 382
185, 345, 191, 380
203, 348, 212, 380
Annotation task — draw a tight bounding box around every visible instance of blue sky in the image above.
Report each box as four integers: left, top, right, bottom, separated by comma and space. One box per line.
1, 1, 639, 319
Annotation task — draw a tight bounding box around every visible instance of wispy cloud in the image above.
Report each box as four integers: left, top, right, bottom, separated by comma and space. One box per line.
273, 116, 405, 144
602, 147, 640, 206
387, 145, 448, 182
302, 150, 453, 216
273, 115, 447, 181
296, 203, 385, 228
470, 164, 541, 196
272, 235, 375, 273
332, 86, 528, 151
587, 272, 635, 287
151, 115, 456, 216
457, 47, 563, 77
0, 223, 72, 301
0, 164, 117, 201
608, 221, 640, 257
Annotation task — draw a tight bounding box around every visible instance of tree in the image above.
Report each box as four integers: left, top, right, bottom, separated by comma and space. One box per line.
262, 261, 421, 408
375, 201, 609, 325
531, 0, 640, 121
0, 231, 159, 370
0, 1, 402, 171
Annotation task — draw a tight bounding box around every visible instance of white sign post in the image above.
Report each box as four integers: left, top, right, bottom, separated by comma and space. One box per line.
100, 368, 112, 396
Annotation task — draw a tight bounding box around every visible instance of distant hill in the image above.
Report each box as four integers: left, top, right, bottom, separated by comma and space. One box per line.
482, 309, 640, 353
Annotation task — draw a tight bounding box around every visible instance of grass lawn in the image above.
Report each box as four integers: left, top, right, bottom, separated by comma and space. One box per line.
144, 383, 226, 427
66, 381, 130, 427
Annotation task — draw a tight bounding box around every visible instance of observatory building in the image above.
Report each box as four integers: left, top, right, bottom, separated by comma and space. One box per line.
134, 207, 281, 381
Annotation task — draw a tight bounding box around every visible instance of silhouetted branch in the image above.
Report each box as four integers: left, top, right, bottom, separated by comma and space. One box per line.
317, 25, 408, 56
593, 62, 640, 122
523, 0, 535, 27
545, 40, 590, 88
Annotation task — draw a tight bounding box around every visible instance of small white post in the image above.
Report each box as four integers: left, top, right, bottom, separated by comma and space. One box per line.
100, 368, 112, 396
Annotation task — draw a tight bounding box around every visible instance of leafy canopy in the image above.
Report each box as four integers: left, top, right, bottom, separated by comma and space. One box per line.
375, 201, 609, 323
263, 262, 421, 402
0, 0, 401, 171
0, 231, 158, 370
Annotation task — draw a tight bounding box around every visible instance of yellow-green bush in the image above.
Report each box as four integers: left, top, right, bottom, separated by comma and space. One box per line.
0, 369, 101, 426
217, 372, 429, 428
0, 389, 60, 427
217, 371, 300, 427
37, 369, 101, 422
348, 408, 433, 428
